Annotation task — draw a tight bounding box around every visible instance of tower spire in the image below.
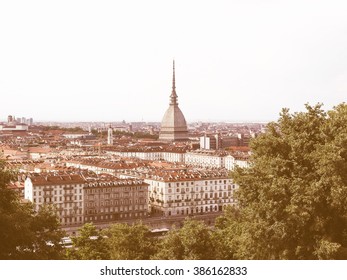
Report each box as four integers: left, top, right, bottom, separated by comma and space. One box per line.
172, 60, 176, 91
170, 60, 178, 105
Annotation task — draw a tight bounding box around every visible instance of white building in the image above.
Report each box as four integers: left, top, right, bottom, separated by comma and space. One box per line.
105, 147, 186, 163
184, 150, 226, 169
224, 155, 236, 170
107, 126, 113, 145
24, 174, 85, 226
161, 151, 185, 163
235, 157, 250, 168
63, 133, 90, 139
0, 123, 28, 131
120, 168, 237, 217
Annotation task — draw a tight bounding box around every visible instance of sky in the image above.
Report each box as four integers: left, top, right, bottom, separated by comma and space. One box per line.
1, 0, 347, 123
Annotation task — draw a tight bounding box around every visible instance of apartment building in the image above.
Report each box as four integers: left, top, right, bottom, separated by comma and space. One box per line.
120, 168, 237, 217
83, 177, 149, 223
184, 150, 227, 169
24, 174, 85, 226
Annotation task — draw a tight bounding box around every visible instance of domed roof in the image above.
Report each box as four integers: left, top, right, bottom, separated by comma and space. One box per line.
161, 105, 187, 130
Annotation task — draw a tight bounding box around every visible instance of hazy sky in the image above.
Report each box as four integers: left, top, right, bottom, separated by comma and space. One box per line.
1, 0, 347, 123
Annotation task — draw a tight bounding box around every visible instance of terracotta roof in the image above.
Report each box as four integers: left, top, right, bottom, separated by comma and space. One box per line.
29, 174, 86, 186
121, 166, 230, 182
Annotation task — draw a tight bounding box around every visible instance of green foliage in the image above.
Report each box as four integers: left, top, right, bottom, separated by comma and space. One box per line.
154, 219, 215, 260
225, 103, 347, 259
92, 128, 158, 139
133, 131, 158, 140
105, 222, 155, 260
66, 223, 110, 260
39, 125, 85, 133
152, 227, 184, 260
0, 159, 64, 259
213, 206, 243, 260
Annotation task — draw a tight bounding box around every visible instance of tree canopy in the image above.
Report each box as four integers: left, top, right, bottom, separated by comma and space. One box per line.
105, 222, 155, 260
66, 223, 110, 260
224, 103, 347, 259
153, 219, 215, 260
0, 159, 64, 259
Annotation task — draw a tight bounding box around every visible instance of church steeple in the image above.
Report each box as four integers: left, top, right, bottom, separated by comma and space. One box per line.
170, 60, 178, 105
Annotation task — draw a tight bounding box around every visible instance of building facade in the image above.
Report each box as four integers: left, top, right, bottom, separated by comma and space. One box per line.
184, 150, 226, 169
24, 173, 149, 226
147, 176, 237, 217
24, 174, 85, 226
83, 177, 149, 223
119, 168, 237, 217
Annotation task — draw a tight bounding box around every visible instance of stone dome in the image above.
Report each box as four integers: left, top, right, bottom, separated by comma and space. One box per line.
161, 105, 187, 129
159, 105, 188, 141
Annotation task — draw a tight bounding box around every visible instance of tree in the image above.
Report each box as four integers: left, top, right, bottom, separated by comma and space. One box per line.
105, 222, 155, 260
66, 223, 110, 260
213, 206, 242, 260
0, 159, 64, 259
152, 226, 184, 260
226, 103, 347, 259
154, 219, 215, 260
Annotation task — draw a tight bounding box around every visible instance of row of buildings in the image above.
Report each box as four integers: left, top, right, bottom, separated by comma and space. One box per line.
24, 173, 149, 226
24, 166, 237, 227
102, 147, 249, 169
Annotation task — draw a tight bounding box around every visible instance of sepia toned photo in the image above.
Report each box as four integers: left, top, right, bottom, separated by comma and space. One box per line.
1, 0, 347, 263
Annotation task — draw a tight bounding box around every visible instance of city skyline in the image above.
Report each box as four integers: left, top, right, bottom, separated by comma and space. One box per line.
1, 1, 347, 123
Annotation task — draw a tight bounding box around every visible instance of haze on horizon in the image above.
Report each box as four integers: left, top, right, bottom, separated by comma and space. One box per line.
1, 0, 347, 123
